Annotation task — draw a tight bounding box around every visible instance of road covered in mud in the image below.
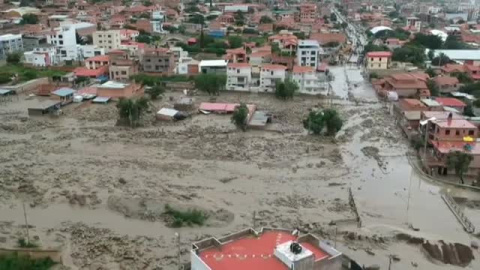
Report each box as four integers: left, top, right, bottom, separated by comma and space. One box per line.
0, 66, 479, 269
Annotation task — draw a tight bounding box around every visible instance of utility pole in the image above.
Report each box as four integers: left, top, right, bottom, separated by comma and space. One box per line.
22, 201, 30, 245
252, 211, 256, 228
175, 232, 181, 270
334, 226, 338, 248
388, 255, 392, 270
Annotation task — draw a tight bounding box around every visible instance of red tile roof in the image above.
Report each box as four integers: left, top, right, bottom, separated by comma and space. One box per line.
432, 76, 459, 86
433, 141, 480, 154
85, 55, 109, 62
228, 63, 251, 68
366, 51, 392, 58
292, 65, 314, 73
262, 64, 287, 70
74, 66, 108, 77
198, 231, 328, 270
310, 32, 347, 45
435, 97, 467, 107
435, 119, 476, 129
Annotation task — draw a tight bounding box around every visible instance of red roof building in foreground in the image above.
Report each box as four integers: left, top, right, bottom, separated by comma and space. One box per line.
191, 228, 342, 270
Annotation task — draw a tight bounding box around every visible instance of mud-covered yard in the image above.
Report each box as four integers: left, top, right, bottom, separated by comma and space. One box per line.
1, 67, 479, 270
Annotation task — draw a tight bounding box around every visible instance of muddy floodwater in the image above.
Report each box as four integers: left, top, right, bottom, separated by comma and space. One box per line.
1, 66, 479, 269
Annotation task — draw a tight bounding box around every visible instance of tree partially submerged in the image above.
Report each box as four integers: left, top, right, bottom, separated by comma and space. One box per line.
116, 97, 149, 127
231, 103, 249, 131
146, 84, 165, 100
275, 78, 298, 100
194, 73, 226, 95
446, 151, 473, 184
303, 109, 343, 136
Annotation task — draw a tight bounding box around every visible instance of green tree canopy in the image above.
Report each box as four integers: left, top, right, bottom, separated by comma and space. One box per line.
303, 109, 343, 136
231, 103, 249, 131
260, 15, 274, 24
275, 78, 298, 100
20, 14, 38, 24
228, 36, 243, 48
426, 79, 439, 97
6, 53, 21, 65
431, 53, 453, 66
392, 45, 425, 66
146, 84, 165, 100
116, 97, 150, 127
452, 72, 473, 84
444, 34, 468, 49
447, 151, 473, 184
409, 33, 443, 50
194, 73, 226, 95
425, 67, 436, 78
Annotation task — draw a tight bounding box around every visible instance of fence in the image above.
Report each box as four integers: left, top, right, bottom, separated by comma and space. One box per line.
442, 194, 475, 234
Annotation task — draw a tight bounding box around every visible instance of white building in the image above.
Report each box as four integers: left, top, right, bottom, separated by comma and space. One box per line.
199, 60, 228, 74
24, 45, 57, 66
93, 30, 122, 52
79, 45, 105, 59
151, 11, 166, 34
0, 34, 23, 59
260, 64, 287, 92
176, 56, 198, 74
291, 65, 324, 94
47, 26, 78, 62
297, 40, 321, 70
226, 63, 252, 91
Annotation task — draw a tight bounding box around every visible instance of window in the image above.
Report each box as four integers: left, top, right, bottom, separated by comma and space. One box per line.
59, 41, 63, 45
58, 35, 63, 39
371, 58, 374, 61
456, 130, 460, 136
445, 129, 450, 135
121, 71, 127, 75
469, 130, 475, 136
311, 51, 316, 55
302, 51, 306, 55
271, 71, 274, 75
378, 64, 381, 68
108, 35, 111, 38
116, 71, 119, 75
237, 69, 240, 74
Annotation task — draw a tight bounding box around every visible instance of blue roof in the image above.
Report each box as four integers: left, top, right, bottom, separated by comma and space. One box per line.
52, 88, 75, 97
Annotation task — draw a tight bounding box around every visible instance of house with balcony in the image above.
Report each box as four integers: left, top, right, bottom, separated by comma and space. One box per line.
225, 48, 247, 63
260, 64, 287, 92
108, 50, 138, 81
366, 51, 392, 70
297, 40, 322, 70
380, 72, 430, 98
291, 65, 324, 95
226, 63, 252, 91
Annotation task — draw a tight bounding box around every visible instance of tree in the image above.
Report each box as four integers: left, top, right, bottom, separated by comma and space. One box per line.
143, 0, 152, 6
189, 14, 205, 25
231, 103, 248, 131
431, 53, 453, 66
19, 0, 31, 7
303, 111, 325, 135
425, 67, 436, 78
228, 36, 243, 48
447, 151, 473, 184
260, 15, 274, 24
341, 22, 348, 29
427, 49, 435, 61
426, 79, 439, 97
304, 109, 343, 136
452, 72, 473, 84
444, 34, 467, 49
330, 13, 337, 22
20, 14, 38, 25
234, 10, 245, 26
464, 104, 475, 117
146, 84, 165, 100
363, 42, 389, 55
410, 33, 443, 50
392, 45, 425, 66
275, 79, 298, 100
116, 97, 150, 127
6, 53, 21, 65
194, 73, 226, 95
323, 109, 343, 136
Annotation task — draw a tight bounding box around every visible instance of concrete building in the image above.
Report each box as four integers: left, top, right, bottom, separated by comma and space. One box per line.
22, 36, 47, 52
191, 227, 343, 270
108, 50, 138, 81
24, 45, 56, 66
0, 34, 23, 59
141, 48, 175, 74
366, 51, 392, 70
226, 63, 252, 91
432, 76, 460, 93
79, 45, 105, 59
176, 56, 199, 75
47, 26, 78, 62
199, 60, 228, 74
151, 11, 165, 33
299, 3, 317, 23
96, 81, 143, 99
297, 40, 321, 70
291, 65, 324, 94
93, 30, 122, 52
260, 64, 287, 92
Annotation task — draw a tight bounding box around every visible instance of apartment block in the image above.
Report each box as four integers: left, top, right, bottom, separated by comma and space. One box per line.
260, 64, 287, 92
93, 30, 122, 52
226, 63, 252, 91
141, 48, 175, 74
291, 65, 324, 94
0, 34, 23, 59
297, 40, 321, 70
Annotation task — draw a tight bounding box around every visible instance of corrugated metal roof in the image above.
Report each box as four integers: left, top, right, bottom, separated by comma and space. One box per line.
157, 108, 178, 117
52, 88, 75, 97
92, 97, 110, 103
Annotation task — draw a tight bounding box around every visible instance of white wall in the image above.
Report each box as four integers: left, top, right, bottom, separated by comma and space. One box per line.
190, 251, 211, 270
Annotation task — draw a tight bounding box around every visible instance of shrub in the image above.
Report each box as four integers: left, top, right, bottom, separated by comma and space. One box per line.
163, 204, 208, 227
